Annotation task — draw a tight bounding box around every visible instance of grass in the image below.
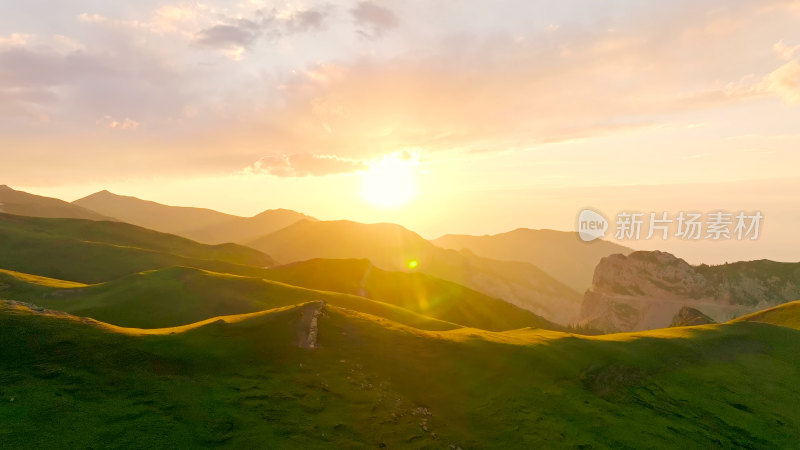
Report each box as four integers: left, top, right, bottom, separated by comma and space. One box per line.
248, 219, 583, 325
266, 258, 561, 331
1, 212, 798, 448
0, 213, 562, 332
0, 268, 87, 288
0, 213, 274, 283
0, 266, 458, 331
0, 260, 562, 332
733, 300, 800, 330
0, 212, 274, 266
2, 300, 800, 448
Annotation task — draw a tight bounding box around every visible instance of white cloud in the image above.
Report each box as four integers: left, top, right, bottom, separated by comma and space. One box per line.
2, 0, 800, 183
764, 59, 800, 104
774, 40, 800, 60
97, 115, 140, 130
244, 153, 367, 177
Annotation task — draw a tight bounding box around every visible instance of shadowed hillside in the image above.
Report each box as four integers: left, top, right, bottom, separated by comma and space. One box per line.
0, 267, 458, 330
2, 299, 800, 448
0, 265, 560, 332
249, 220, 583, 325
0, 213, 275, 283
433, 228, 633, 293
0, 215, 563, 331
265, 258, 560, 331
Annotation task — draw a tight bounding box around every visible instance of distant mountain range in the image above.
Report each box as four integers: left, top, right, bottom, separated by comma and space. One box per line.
0, 185, 113, 221
73, 190, 315, 245
433, 228, 632, 293
249, 219, 583, 325
2, 185, 800, 447
3, 185, 797, 331
264, 258, 561, 331
0, 213, 559, 332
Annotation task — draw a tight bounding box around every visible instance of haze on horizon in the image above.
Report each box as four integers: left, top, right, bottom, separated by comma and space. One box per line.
2, 0, 800, 264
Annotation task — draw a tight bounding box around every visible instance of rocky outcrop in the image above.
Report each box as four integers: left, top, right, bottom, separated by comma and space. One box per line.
299, 301, 326, 349
670, 306, 716, 327
580, 251, 800, 333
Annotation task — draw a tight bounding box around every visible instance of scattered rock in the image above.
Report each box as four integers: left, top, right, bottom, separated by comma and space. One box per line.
670, 306, 716, 327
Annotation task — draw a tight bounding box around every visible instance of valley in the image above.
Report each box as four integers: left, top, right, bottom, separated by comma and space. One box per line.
0, 186, 797, 448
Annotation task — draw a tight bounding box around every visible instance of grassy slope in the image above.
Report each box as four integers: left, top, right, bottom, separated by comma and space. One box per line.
266, 258, 561, 331
0, 213, 560, 332
1, 301, 799, 448
733, 300, 800, 330
249, 220, 583, 325
0, 256, 562, 332
0, 213, 273, 267
0, 267, 458, 331
0, 214, 573, 330
0, 213, 278, 283
0, 268, 87, 288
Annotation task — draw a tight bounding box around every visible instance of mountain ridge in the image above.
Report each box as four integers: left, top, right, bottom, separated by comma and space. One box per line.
73, 189, 315, 245
433, 227, 633, 293
249, 219, 584, 325
580, 250, 800, 332
0, 185, 114, 221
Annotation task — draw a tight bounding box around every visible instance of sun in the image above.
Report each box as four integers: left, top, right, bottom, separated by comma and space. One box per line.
361, 153, 417, 208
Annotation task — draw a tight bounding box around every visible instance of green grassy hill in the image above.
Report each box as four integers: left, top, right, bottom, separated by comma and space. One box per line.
733, 300, 800, 330
266, 258, 560, 331
0, 267, 457, 330
0, 262, 561, 332
2, 299, 800, 448
0, 217, 564, 331
0, 213, 275, 283
249, 220, 583, 325
0, 213, 273, 267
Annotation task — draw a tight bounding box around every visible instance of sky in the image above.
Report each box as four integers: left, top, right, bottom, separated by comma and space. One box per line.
2, 0, 800, 264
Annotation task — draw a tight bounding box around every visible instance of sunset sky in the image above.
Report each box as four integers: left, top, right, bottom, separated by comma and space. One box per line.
2, 0, 800, 263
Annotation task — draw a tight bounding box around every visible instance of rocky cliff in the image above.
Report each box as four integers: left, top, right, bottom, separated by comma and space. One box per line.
580, 251, 800, 332
670, 306, 716, 327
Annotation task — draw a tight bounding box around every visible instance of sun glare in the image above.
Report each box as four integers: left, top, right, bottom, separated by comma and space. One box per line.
361, 153, 417, 208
